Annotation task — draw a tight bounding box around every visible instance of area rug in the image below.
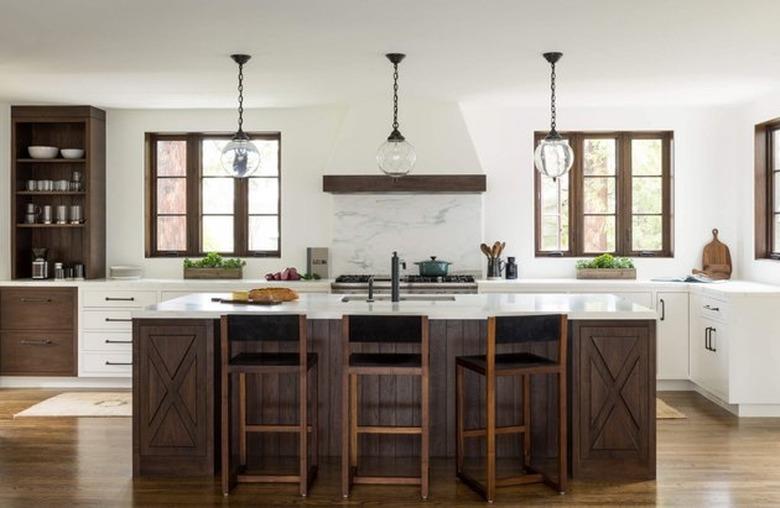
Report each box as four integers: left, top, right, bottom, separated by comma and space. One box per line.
657, 398, 686, 419
13, 392, 131, 418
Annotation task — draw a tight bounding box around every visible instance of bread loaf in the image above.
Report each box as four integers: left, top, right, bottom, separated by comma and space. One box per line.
248, 287, 299, 302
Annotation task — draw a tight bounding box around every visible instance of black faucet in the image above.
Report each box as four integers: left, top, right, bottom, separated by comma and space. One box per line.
391, 251, 406, 302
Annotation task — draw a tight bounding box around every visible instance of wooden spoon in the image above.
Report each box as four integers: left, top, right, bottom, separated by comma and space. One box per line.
480, 243, 492, 258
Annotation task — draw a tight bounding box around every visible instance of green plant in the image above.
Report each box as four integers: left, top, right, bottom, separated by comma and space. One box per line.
576, 254, 634, 270
301, 272, 322, 280
183, 252, 246, 269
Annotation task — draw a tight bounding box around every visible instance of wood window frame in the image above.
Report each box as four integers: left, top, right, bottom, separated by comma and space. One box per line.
534, 130, 673, 257
755, 118, 780, 259
145, 132, 282, 258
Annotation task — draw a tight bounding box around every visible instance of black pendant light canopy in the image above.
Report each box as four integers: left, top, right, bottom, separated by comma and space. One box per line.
534, 51, 574, 181
376, 53, 416, 177
221, 54, 261, 178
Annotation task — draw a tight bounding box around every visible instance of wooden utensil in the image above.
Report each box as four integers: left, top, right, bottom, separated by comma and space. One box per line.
480, 243, 492, 258
692, 228, 732, 280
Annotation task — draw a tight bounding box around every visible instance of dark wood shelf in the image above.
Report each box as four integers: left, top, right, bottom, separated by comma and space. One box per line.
322, 174, 487, 193
16, 158, 86, 163
16, 191, 86, 196
17, 223, 85, 228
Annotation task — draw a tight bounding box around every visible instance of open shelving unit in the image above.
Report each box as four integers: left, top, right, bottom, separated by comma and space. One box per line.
10, 106, 106, 279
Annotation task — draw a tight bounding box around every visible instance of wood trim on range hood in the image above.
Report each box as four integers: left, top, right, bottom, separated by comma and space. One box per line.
322, 174, 486, 193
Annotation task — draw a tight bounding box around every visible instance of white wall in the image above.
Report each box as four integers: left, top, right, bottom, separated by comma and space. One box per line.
461, 103, 740, 279
734, 92, 780, 285
106, 106, 345, 278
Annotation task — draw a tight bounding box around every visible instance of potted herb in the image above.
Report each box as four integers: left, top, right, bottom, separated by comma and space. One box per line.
576, 254, 636, 280
183, 253, 246, 280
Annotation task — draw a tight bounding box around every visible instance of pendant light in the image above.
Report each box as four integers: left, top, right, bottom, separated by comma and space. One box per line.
534, 52, 574, 181
376, 53, 416, 177
221, 54, 261, 178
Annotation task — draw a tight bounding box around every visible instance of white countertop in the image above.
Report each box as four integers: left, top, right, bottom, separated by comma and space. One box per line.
132, 292, 658, 321
0, 278, 333, 292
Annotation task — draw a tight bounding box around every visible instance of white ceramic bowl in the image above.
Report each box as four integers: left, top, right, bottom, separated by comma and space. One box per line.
28, 146, 59, 159
60, 148, 85, 159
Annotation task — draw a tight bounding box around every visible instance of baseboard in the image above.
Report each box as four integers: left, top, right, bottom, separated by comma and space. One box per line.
690, 384, 739, 416
657, 379, 695, 391
735, 404, 780, 417
0, 377, 132, 389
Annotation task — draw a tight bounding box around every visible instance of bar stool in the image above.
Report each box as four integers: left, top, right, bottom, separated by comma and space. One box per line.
341, 314, 430, 499
455, 314, 567, 503
220, 314, 318, 497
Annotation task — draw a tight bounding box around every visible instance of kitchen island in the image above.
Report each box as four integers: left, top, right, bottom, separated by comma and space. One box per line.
132, 293, 656, 482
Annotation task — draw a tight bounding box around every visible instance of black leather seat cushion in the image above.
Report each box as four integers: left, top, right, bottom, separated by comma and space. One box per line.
458, 352, 555, 371
349, 353, 422, 368
230, 352, 317, 368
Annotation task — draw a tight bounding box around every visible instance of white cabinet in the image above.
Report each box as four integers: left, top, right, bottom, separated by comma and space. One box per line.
690, 294, 730, 401
656, 292, 689, 380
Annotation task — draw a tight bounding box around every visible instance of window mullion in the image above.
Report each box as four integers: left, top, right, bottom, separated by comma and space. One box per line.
235, 177, 247, 256
572, 133, 583, 256
186, 134, 201, 255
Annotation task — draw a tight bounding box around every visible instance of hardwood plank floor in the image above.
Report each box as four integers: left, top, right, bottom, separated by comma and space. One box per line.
1, 390, 780, 506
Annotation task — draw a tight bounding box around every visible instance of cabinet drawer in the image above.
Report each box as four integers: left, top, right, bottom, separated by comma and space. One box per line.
83, 331, 132, 351
81, 351, 132, 377
82, 290, 157, 309
700, 296, 728, 322
0, 288, 75, 331
82, 310, 133, 331
0, 331, 75, 375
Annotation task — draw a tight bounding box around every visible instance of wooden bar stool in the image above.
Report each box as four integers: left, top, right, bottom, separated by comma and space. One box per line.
455, 314, 567, 503
220, 314, 318, 497
341, 314, 430, 500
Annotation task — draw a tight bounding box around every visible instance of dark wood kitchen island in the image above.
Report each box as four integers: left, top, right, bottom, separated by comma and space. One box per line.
131, 292, 656, 482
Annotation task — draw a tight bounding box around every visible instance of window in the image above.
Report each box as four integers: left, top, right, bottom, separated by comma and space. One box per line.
535, 131, 673, 257
146, 132, 281, 257
755, 119, 780, 259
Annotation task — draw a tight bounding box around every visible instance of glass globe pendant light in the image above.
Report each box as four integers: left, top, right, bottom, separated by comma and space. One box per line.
377, 53, 416, 177
534, 52, 574, 181
221, 54, 261, 178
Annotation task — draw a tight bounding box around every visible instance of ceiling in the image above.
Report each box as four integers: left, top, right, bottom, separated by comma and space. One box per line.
1, 0, 779, 109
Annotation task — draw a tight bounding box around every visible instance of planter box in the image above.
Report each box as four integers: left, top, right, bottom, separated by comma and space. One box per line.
576, 268, 636, 280
183, 267, 243, 280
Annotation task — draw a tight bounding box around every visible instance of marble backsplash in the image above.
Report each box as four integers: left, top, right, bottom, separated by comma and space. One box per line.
331, 194, 483, 276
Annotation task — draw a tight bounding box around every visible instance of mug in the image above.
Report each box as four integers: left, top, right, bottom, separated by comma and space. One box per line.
42, 205, 53, 224
25, 203, 41, 215
56, 205, 68, 224
55, 180, 69, 192
26, 180, 37, 191
69, 205, 83, 224
25, 213, 37, 224
39, 180, 53, 192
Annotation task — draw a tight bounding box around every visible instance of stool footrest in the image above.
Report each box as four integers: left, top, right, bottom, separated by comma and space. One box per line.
357, 425, 421, 435
496, 473, 544, 487
246, 424, 312, 433
353, 475, 422, 486
462, 424, 527, 438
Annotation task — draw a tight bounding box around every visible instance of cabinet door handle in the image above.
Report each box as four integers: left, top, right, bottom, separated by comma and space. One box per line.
703, 304, 720, 312
105, 339, 132, 344
705, 327, 711, 351
659, 298, 666, 321
20, 297, 52, 304
20, 338, 53, 346
105, 297, 135, 302
104, 318, 132, 323
710, 327, 717, 352
105, 361, 132, 366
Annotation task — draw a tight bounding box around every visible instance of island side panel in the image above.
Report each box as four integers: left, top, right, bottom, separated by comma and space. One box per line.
570, 319, 657, 481
133, 318, 217, 477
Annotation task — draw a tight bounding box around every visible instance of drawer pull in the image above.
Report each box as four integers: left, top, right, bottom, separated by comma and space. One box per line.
19, 297, 52, 304
105, 297, 135, 302
105, 361, 132, 366
105, 339, 132, 344
20, 338, 53, 346
104, 318, 132, 323
703, 304, 720, 312
659, 298, 666, 321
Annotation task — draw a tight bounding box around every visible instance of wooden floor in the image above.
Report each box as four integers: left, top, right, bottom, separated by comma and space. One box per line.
1, 390, 780, 506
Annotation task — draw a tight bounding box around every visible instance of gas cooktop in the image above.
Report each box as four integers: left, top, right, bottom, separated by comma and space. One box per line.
335, 274, 476, 284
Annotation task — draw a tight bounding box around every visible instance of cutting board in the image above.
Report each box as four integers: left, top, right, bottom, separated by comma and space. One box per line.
693, 228, 732, 280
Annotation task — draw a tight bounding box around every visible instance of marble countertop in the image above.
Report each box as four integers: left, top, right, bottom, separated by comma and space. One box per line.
131, 292, 658, 321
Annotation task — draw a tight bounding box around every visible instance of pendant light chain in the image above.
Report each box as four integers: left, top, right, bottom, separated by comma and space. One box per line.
392, 61, 400, 132
549, 60, 557, 134
237, 61, 245, 133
